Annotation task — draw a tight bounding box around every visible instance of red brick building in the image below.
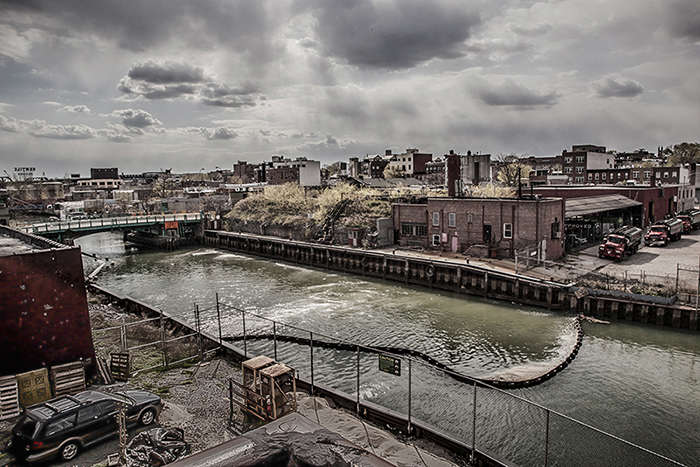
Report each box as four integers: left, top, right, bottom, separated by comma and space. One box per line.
532, 185, 680, 226
267, 165, 300, 185
0, 226, 96, 376
392, 197, 565, 259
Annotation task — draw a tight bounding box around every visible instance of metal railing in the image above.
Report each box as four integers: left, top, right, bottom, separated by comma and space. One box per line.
183, 294, 683, 467
21, 213, 203, 234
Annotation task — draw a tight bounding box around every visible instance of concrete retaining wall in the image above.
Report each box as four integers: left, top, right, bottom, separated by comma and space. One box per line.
203, 230, 698, 331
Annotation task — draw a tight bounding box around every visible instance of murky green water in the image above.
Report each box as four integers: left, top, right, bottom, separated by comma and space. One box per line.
78, 233, 699, 466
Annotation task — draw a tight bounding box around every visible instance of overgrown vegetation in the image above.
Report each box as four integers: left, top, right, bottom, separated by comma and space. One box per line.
227, 183, 393, 233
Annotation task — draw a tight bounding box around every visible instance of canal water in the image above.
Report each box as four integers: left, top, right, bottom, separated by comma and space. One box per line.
78, 233, 699, 466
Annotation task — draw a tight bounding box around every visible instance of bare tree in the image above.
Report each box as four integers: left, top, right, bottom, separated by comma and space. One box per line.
495, 154, 532, 187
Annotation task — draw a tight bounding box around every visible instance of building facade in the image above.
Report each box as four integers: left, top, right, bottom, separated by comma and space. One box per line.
445, 150, 492, 196
90, 167, 119, 179
392, 197, 565, 259
561, 145, 613, 183
386, 149, 433, 176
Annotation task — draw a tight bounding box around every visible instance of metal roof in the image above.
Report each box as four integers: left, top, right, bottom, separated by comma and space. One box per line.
565, 194, 642, 218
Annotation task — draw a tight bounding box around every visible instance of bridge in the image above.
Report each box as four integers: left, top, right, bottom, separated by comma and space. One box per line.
20, 213, 203, 242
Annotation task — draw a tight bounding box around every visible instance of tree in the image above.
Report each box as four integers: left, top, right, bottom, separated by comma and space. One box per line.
470, 183, 515, 198
383, 165, 405, 179
495, 155, 532, 187
666, 142, 700, 166
152, 176, 177, 198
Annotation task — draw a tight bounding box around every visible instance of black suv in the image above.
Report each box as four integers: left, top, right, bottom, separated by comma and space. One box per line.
9, 389, 162, 463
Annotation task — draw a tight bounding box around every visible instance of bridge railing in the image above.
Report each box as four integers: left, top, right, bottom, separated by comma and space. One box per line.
21, 213, 203, 234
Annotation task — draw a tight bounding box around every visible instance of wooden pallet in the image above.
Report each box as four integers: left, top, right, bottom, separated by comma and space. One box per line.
50, 361, 86, 397
0, 375, 20, 420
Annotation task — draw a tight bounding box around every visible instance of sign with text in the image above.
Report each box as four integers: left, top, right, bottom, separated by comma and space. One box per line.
16, 368, 51, 407
164, 221, 179, 230
110, 352, 130, 381
378, 354, 401, 376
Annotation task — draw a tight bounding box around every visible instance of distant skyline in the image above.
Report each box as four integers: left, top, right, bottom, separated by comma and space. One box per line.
1, 0, 699, 177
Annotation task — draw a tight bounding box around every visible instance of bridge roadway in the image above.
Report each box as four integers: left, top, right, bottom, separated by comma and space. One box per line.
20, 212, 203, 237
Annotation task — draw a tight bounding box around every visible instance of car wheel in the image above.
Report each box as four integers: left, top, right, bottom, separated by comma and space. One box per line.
139, 408, 156, 426
60, 441, 80, 461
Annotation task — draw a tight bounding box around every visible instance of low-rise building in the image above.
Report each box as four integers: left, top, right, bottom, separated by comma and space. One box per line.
386, 148, 433, 176
267, 157, 321, 186
392, 196, 565, 259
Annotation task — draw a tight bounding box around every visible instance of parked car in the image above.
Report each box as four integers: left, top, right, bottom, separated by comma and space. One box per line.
598, 226, 642, 261
644, 218, 683, 246
8, 390, 162, 464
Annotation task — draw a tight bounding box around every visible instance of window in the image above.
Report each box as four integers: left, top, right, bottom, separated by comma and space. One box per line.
588, 174, 592, 180
448, 212, 456, 227
466, 212, 473, 223
401, 224, 412, 236
633, 171, 639, 179
551, 219, 560, 239
77, 404, 102, 424
575, 176, 584, 183
432, 234, 440, 246
601, 173, 606, 180
664, 172, 669, 178
576, 166, 583, 173
503, 223, 513, 239
415, 224, 427, 236
45, 414, 76, 437
594, 173, 599, 180
432, 212, 439, 226
565, 156, 572, 163
644, 171, 651, 179
564, 167, 572, 174
575, 155, 585, 163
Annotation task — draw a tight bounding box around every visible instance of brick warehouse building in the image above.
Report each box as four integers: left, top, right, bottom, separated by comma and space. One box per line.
392, 197, 565, 260
0, 226, 95, 375
532, 185, 680, 226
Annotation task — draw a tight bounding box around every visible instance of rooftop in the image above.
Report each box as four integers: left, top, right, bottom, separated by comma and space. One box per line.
565, 194, 642, 218
0, 233, 42, 257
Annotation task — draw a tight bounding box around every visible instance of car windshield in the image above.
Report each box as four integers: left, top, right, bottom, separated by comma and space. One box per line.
607, 236, 624, 245
110, 393, 135, 406
650, 227, 665, 233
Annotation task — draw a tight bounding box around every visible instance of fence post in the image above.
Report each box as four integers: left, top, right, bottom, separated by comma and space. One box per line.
470, 380, 477, 463
216, 293, 222, 348
120, 323, 127, 352
196, 305, 203, 361
228, 379, 233, 426
310, 331, 314, 396
544, 409, 550, 467
159, 309, 166, 368
356, 345, 360, 416
242, 310, 247, 358
407, 358, 412, 435
272, 321, 278, 361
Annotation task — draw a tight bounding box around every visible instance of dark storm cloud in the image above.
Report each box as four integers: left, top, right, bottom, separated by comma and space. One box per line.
128, 61, 205, 84
307, 0, 481, 69
594, 78, 644, 98
475, 80, 559, 108
668, 0, 700, 41
117, 62, 261, 107
110, 109, 161, 128
1, 0, 274, 57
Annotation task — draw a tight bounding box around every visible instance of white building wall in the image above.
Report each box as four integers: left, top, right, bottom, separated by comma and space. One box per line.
299, 160, 321, 186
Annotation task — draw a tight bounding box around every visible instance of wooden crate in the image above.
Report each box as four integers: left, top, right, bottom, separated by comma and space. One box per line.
50, 361, 86, 397
0, 375, 20, 420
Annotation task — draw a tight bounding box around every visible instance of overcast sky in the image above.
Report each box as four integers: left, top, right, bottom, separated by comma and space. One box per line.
0, 0, 698, 176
